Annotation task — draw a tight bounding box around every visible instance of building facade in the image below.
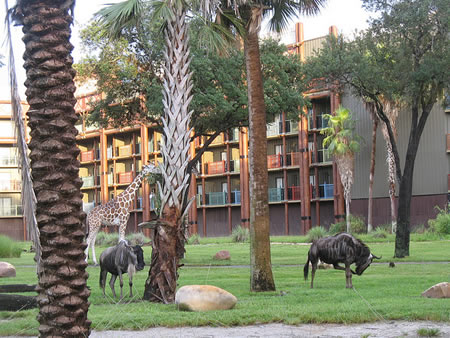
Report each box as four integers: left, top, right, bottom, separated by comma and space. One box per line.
1, 23, 448, 240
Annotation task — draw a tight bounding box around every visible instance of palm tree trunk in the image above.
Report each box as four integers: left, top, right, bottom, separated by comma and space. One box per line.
244, 28, 275, 292
143, 2, 191, 302
17, 0, 91, 335
367, 116, 378, 233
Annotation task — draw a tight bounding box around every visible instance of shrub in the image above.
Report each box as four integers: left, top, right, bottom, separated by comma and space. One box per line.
428, 206, 450, 235
0, 235, 22, 258
417, 328, 440, 337
187, 233, 200, 245
126, 232, 149, 246
94, 231, 118, 246
370, 227, 388, 239
231, 225, 249, 243
328, 214, 367, 235
306, 226, 327, 242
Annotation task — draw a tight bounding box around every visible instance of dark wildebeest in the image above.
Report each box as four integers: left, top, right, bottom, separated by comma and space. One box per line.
304, 233, 381, 288
99, 240, 145, 298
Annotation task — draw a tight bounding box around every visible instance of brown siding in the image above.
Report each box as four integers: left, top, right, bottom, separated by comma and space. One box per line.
0, 218, 24, 241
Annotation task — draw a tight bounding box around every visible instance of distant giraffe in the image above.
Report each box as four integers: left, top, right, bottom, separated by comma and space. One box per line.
85, 164, 155, 264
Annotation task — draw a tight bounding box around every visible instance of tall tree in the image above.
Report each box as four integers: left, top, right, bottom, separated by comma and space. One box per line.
304, 0, 450, 257
207, 0, 326, 292
11, 0, 91, 336
322, 107, 361, 233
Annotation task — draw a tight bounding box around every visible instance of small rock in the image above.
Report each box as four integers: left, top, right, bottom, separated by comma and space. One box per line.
213, 250, 230, 260
175, 285, 237, 311
421, 282, 450, 299
389, 262, 395, 268
0, 262, 16, 278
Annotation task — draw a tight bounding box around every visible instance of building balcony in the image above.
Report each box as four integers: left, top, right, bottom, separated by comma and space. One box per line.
0, 205, 22, 217
267, 154, 283, 169
117, 144, 133, 157
80, 150, 95, 162
285, 152, 301, 166
311, 183, 334, 199
204, 161, 226, 175
287, 186, 301, 200
310, 149, 331, 164
196, 191, 241, 206
118, 171, 134, 184
308, 114, 329, 130
0, 180, 21, 191
268, 187, 284, 202
0, 157, 18, 166
81, 176, 95, 188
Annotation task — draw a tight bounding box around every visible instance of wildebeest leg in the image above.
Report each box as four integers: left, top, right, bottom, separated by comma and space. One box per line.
109, 274, 117, 298
100, 268, 108, 297
345, 263, 353, 288
117, 270, 124, 299
333, 263, 345, 271
129, 273, 133, 298
310, 261, 318, 288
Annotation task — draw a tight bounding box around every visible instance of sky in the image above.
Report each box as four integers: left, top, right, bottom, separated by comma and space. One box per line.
0, 0, 373, 100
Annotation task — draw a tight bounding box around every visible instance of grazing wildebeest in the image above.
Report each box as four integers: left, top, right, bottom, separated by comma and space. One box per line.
99, 240, 145, 298
304, 232, 381, 288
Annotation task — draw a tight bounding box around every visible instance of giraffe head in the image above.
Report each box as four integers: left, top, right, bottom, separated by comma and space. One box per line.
141, 163, 160, 176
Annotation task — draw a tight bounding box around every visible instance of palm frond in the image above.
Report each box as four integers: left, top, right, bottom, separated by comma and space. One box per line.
95, 0, 144, 39
5, 0, 41, 272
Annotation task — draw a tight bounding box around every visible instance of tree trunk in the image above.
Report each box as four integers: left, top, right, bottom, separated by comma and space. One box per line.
367, 118, 378, 232
395, 165, 414, 257
345, 197, 351, 233
244, 29, 275, 292
143, 3, 192, 302
142, 207, 184, 303
19, 1, 91, 336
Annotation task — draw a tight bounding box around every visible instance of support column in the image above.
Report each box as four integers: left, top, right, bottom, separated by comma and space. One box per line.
100, 129, 108, 204
239, 127, 250, 228
140, 124, 151, 237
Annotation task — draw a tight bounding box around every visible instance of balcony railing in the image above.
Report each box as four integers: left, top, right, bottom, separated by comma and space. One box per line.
117, 144, 132, 157
82, 202, 96, 213
0, 205, 22, 217
267, 154, 283, 169
0, 157, 18, 166
287, 186, 301, 200
80, 150, 95, 162
205, 161, 226, 175
196, 191, 241, 206
81, 176, 95, 188
268, 187, 284, 202
118, 171, 134, 184
308, 114, 329, 130
285, 152, 300, 166
319, 183, 334, 199
266, 122, 278, 137
310, 149, 331, 164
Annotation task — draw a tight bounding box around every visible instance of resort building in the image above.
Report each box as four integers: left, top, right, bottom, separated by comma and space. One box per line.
1, 24, 449, 240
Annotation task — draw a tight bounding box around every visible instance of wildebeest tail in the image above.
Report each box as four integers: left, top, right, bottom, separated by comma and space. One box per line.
304, 256, 310, 281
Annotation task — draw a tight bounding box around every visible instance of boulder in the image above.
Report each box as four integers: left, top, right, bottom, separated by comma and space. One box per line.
421, 282, 450, 299
175, 285, 237, 311
213, 250, 230, 260
0, 262, 16, 278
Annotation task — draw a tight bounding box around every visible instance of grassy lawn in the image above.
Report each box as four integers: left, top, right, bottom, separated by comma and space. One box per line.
0, 238, 449, 335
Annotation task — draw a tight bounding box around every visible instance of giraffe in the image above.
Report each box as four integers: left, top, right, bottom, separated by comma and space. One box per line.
85, 164, 155, 264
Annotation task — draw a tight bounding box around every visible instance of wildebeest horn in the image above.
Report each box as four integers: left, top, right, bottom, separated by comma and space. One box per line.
372, 254, 382, 259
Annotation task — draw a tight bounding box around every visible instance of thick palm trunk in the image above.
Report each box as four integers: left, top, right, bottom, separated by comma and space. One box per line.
19, 0, 91, 336
244, 29, 275, 292
143, 3, 191, 302
335, 155, 354, 233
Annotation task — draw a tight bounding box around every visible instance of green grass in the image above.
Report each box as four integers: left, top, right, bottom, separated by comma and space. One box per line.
0, 238, 449, 335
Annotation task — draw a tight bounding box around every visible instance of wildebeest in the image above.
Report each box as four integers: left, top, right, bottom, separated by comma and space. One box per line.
99, 240, 145, 298
304, 232, 381, 288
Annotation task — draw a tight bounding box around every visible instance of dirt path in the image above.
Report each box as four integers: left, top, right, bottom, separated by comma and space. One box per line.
89, 321, 450, 337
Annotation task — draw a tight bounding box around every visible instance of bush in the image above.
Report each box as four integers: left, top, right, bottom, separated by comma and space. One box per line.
126, 232, 149, 246
0, 235, 22, 258
328, 214, 367, 235
370, 227, 388, 239
428, 206, 450, 235
306, 226, 327, 242
231, 225, 249, 243
187, 233, 200, 245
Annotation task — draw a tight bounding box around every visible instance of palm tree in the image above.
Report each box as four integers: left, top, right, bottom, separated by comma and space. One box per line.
10, 0, 91, 336
209, 0, 326, 292
97, 0, 195, 303
322, 106, 360, 233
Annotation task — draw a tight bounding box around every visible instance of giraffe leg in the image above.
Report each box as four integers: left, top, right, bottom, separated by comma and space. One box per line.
85, 220, 100, 264
118, 217, 129, 242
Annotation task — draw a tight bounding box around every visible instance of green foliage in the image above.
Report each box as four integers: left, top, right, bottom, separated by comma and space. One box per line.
370, 227, 389, 239
231, 225, 249, 243
126, 232, 150, 246
328, 215, 367, 235
187, 233, 200, 245
428, 206, 450, 235
94, 231, 149, 246
306, 226, 327, 242
417, 328, 441, 337
0, 235, 22, 258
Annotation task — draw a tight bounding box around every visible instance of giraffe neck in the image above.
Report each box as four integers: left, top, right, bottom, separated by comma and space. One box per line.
116, 172, 145, 205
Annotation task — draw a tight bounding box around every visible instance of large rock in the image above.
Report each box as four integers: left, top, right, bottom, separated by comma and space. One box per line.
0, 262, 16, 278
421, 282, 450, 299
213, 250, 230, 260
175, 285, 237, 311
